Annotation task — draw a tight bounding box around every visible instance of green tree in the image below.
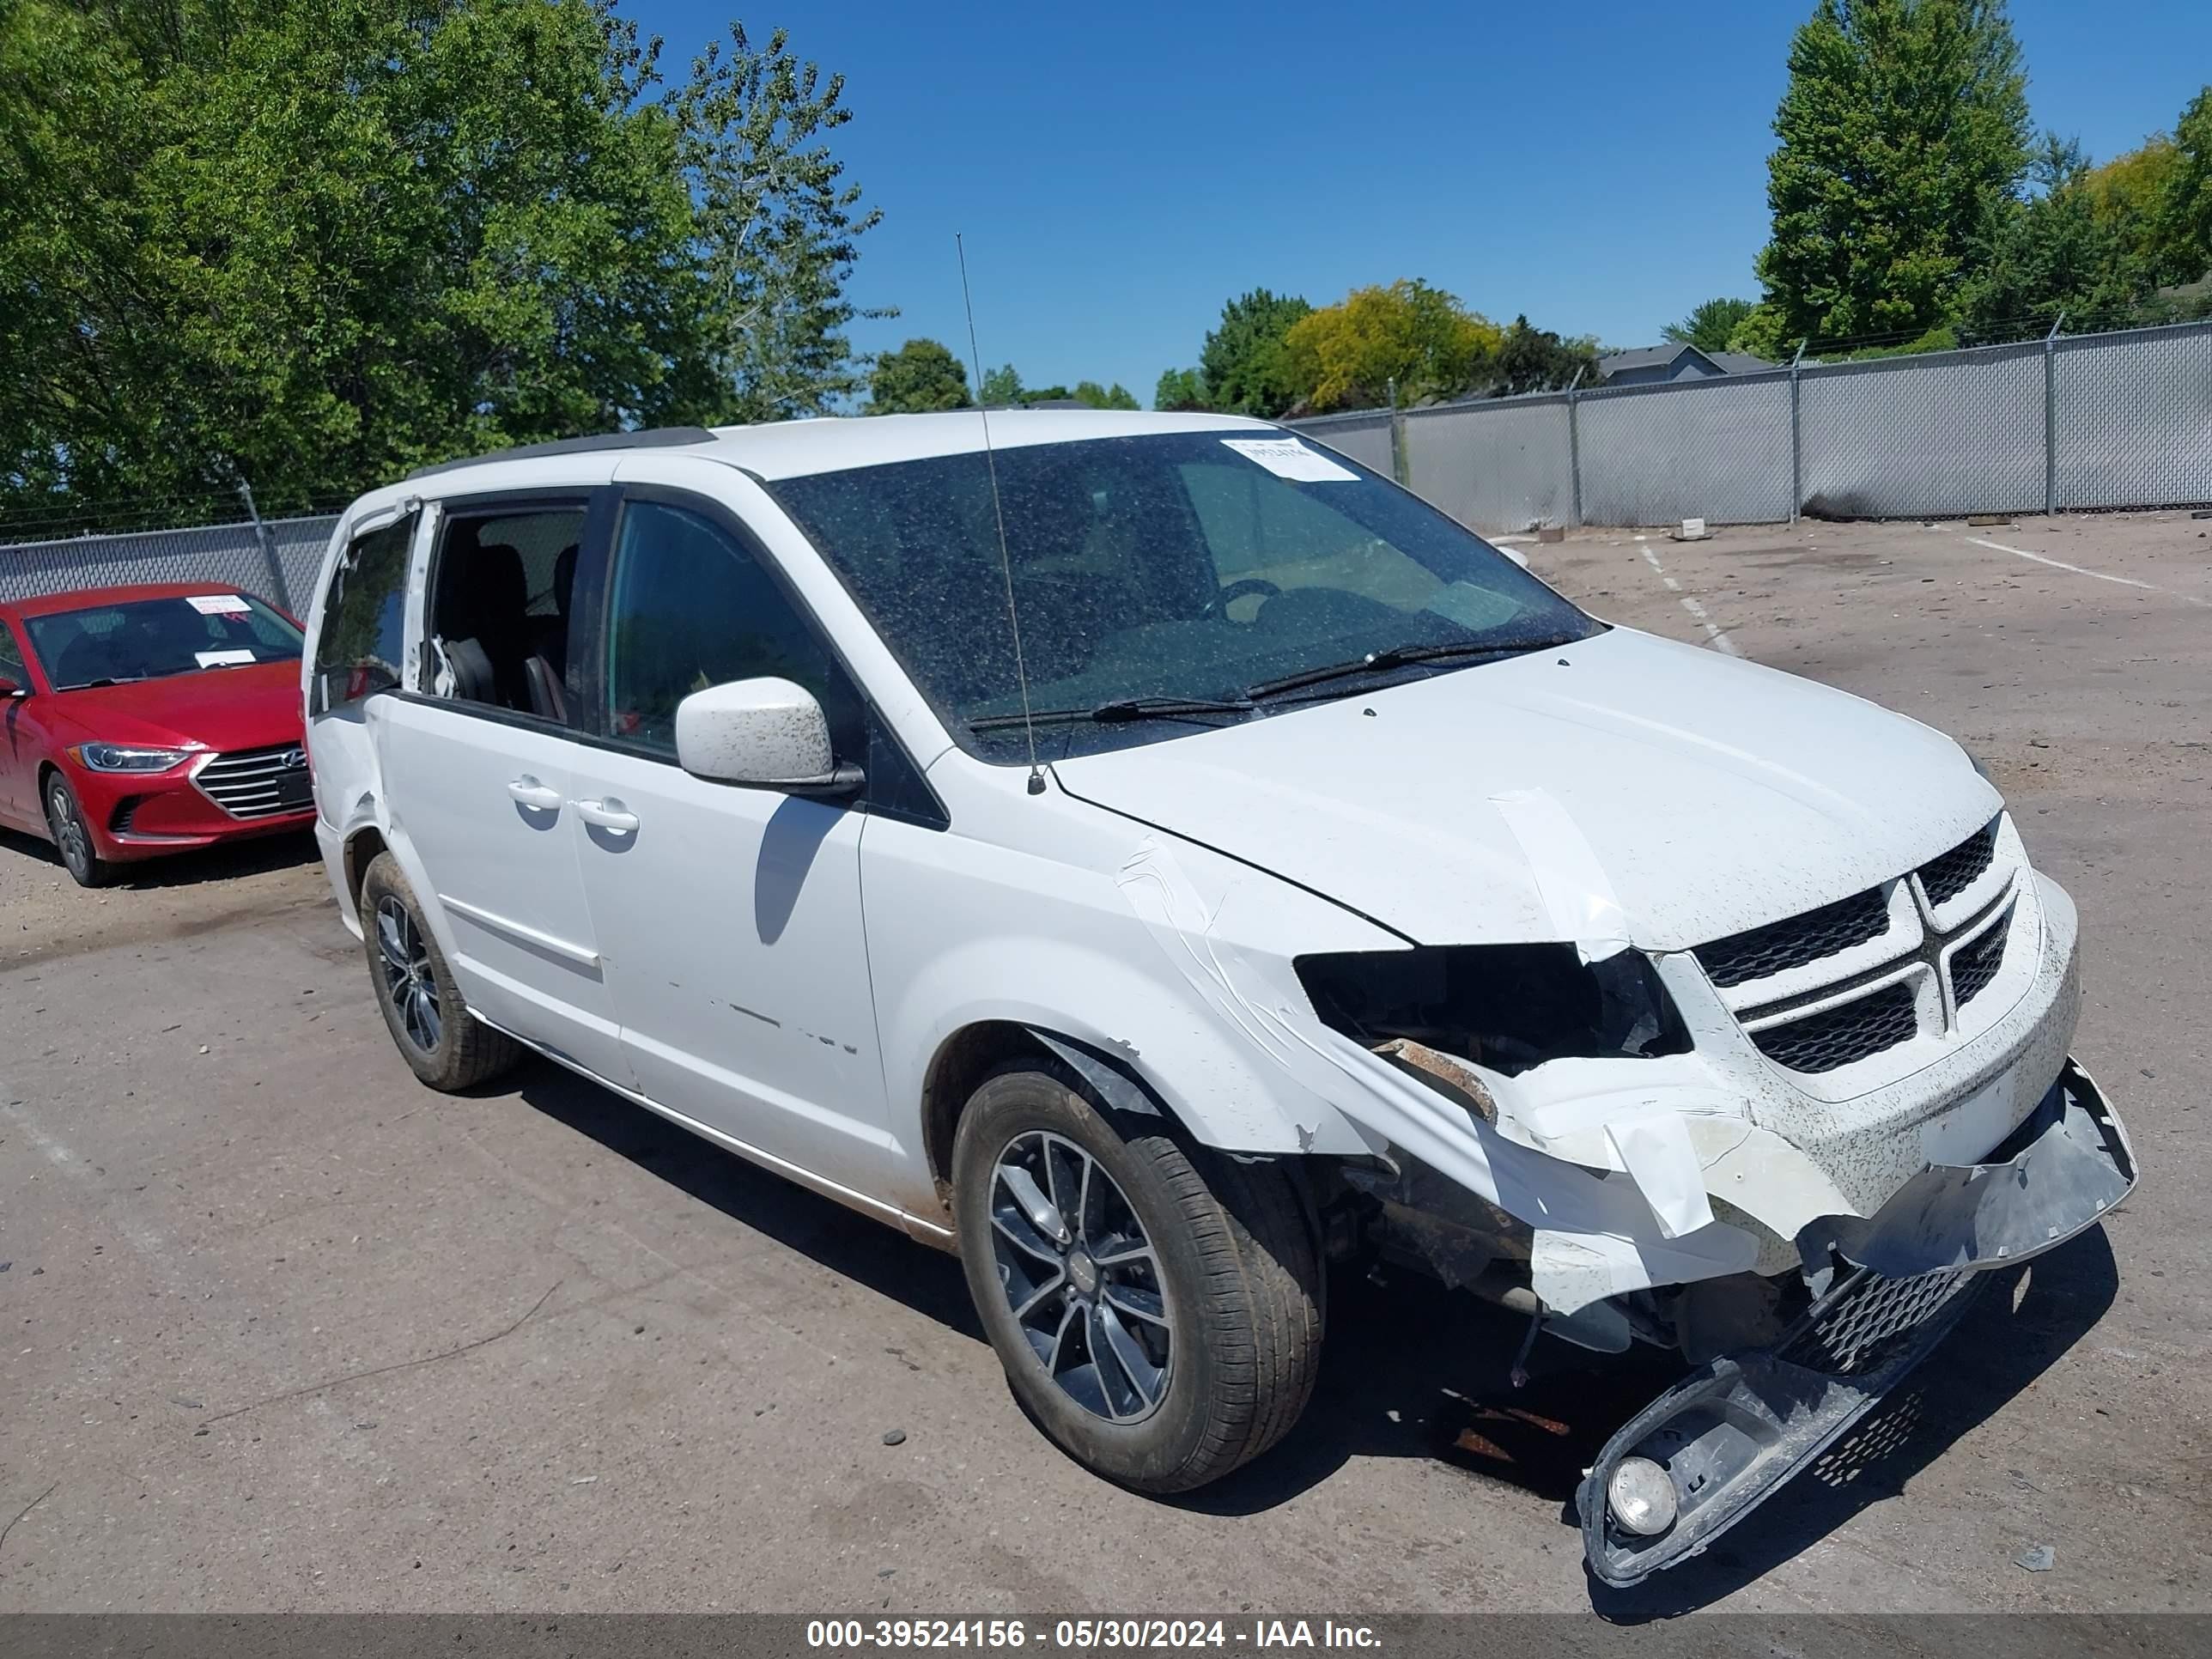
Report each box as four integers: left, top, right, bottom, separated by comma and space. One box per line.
978, 362, 1024, 406
866, 338, 970, 413
1072, 380, 1139, 410
1024, 385, 1072, 403
1662, 297, 1760, 353
2154, 87, 2212, 284
1492, 315, 1601, 393
1199, 289, 1312, 416
1960, 136, 2152, 340
0, 2, 883, 526
1755, 0, 2031, 350
667, 20, 887, 427
1281, 280, 1501, 411
1725, 303, 1796, 358
1152, 367, 1211, 410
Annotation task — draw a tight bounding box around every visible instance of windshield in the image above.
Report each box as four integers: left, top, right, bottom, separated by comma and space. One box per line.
25, 593, 302, 690
770, 430, 1601, 760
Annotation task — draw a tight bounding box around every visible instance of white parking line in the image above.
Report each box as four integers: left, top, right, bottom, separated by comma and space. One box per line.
1638, 544, 1742, 655
1965, 536, 2209, 608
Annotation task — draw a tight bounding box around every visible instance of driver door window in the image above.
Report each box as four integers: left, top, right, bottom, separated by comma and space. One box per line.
603, 500, 861, 758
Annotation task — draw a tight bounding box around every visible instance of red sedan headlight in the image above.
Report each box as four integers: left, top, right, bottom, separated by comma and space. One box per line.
66, 743, 197, 774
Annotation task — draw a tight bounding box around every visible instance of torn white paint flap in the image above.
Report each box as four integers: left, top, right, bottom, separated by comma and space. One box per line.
1487, 787, 1632, 962
1531, 1215, 1756, 1318
1604, 1109, 1714, 1239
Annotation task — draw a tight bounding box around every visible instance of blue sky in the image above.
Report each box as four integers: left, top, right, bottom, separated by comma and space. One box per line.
636, 1, 2212, 402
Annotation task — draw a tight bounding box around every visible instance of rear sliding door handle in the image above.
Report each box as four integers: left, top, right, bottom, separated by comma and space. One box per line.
507, 776, 564, 811
574, 797, 640, 835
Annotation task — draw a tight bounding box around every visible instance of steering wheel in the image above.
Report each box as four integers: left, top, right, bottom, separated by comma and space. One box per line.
1204, 577, 1282, 621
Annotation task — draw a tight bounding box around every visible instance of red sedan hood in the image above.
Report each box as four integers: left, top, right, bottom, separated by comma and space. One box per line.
46, 661, 304, 750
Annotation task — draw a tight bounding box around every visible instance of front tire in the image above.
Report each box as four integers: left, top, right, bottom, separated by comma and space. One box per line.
357, 852, 520, 1091
44, 774, 112, 888
951, 1061, 1323, 1492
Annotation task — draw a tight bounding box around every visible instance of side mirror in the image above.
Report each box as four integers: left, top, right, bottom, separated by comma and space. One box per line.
0, 676, 25, 699
674, 677, 861, 795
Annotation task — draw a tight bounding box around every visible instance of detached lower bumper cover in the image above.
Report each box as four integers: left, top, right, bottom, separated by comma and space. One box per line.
1577, 1058, 2134, 1588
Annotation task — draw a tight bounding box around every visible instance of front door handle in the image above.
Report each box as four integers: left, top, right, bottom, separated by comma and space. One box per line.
574, 796, 640, 835
507, 775, 564, 811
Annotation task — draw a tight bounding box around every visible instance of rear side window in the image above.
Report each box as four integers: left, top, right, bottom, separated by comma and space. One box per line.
313, 514, 416, 714
423, 507, 588, 724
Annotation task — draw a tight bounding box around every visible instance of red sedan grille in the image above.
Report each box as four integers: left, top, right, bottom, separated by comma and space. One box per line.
193, 744, 313, 819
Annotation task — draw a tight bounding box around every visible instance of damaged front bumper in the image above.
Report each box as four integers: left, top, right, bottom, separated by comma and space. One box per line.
1576, 1057, 2135, 1588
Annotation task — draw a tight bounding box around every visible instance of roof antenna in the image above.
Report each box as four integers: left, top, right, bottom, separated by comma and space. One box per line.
956, 232, 1046, 796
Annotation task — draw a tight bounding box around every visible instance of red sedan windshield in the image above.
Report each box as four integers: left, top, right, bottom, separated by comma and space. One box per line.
24, 594, 302, 690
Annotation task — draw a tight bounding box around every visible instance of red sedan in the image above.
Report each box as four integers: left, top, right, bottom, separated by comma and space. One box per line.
0, 582, 316, 886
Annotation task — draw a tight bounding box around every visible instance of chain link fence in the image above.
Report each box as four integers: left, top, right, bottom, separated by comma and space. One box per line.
1280, 408, 1396, 478
1293, 317, 2212, 530
0, 515, 338, 613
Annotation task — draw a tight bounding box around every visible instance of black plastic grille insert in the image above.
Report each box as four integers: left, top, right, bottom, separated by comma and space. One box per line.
1950, 915, 2009, 1008
1696, 885, 1891, 989
1918, 821, 1998, 908
1782, 1266, 1971, 1376
1751, 981, 1920, 1073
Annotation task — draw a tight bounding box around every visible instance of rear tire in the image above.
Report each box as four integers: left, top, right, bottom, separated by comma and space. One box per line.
951, 1060, 1323, 1493
358, 851, 520, 1091
44, 774, 112, 888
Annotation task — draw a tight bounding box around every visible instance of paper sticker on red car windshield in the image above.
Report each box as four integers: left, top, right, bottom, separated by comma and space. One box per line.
186, 593, 252, 615
1220, 437, 1358, 483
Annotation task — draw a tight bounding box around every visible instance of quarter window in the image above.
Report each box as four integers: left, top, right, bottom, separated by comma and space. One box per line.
604, 501, 860, 760
312, 513, 416, 714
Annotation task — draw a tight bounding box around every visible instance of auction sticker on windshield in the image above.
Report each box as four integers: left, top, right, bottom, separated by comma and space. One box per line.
185, 593, 252, 614
1220, 436, 1358, 483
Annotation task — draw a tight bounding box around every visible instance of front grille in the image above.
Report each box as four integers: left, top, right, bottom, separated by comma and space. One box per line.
1751, 981, 1919, 1073
1950, 914, 2009, 1008
1781, 1266, 1971, 1377
1695, 886, 1892, 989
196, 744, 311, 819
1918, 821, 1997, 907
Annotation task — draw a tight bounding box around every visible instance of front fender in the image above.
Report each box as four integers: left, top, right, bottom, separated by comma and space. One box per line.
860, 815, 1397, 1168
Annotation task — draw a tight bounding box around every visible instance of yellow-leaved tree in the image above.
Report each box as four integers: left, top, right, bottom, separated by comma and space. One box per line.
1281, 281, 1502, 413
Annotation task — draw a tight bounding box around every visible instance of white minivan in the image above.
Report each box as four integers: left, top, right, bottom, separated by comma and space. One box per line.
305, 413, 2134, 1585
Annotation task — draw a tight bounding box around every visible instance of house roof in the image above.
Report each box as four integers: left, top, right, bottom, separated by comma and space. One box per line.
1597, 343, 1773, 379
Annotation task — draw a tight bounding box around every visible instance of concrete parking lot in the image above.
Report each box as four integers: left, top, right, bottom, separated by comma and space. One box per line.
2, 509, 2207, 1616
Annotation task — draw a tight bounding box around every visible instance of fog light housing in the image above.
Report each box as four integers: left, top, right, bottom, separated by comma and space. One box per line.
1607, 1455, 1679, 1537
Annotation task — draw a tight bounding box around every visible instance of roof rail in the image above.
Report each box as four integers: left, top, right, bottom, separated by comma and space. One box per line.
406, 426, 718, 481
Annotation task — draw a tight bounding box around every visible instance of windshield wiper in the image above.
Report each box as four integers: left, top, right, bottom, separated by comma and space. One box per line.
969, 695, 1255, 732
1243, 636, 1585, 700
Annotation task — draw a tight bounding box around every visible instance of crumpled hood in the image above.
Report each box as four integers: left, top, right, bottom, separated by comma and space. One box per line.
1051, 627, 2001, 953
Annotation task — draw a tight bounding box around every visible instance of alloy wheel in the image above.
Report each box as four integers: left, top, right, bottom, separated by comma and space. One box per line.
374, 895, 442, 1054
988, 1130, 1173, 1422
46, 783, 91, 882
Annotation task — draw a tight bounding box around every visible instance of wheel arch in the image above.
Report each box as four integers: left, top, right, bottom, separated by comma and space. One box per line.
920, 1021, 1207, 1205
342, 822, 389, 909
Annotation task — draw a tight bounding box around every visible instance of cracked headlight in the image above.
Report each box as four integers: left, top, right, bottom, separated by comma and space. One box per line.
1294, 943, 1690, 1076
69, 742, 195, 773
